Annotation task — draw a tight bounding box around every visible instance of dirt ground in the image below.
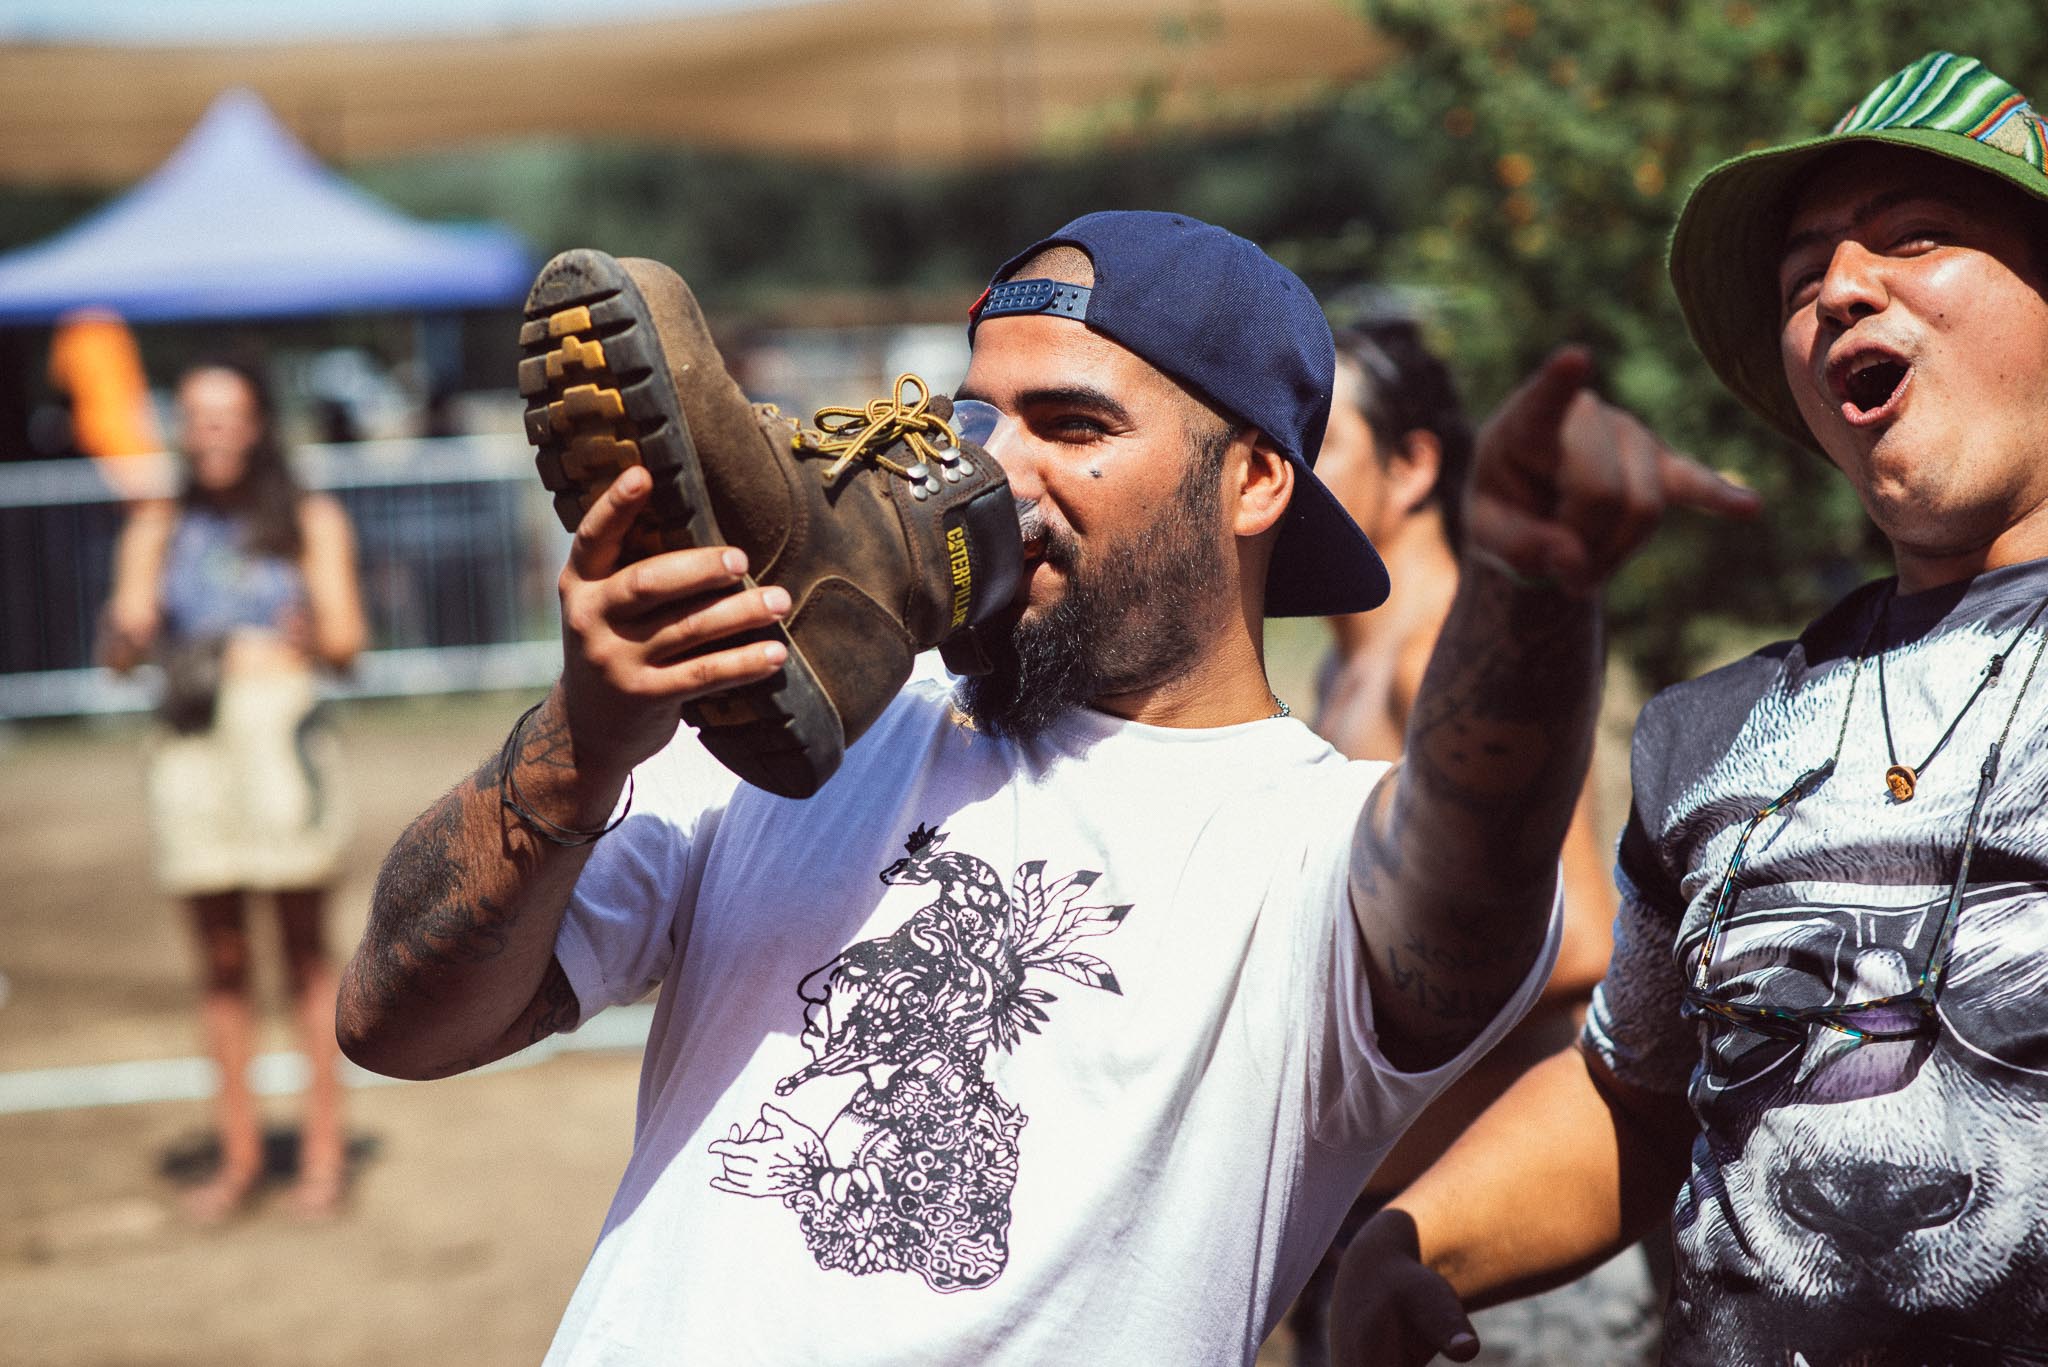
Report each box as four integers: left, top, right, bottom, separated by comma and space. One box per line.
0, 662, 1639, 1366
0, 688, 1337, 1367
0, 695, 653, 1367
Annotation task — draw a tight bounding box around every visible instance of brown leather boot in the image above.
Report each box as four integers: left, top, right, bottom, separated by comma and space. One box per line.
517, 248, 1024, 799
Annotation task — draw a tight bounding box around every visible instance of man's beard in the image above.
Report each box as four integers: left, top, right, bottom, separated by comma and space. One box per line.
955, 442, 1229, 741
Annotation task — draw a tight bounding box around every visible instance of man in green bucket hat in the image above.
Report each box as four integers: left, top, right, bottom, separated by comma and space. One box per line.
1329, 51, 2048, 1365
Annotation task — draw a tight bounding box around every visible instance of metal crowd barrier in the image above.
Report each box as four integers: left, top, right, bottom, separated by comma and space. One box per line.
0, 436, 569, 720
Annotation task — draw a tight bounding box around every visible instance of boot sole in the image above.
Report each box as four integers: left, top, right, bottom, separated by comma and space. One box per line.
517, 249, 845, 799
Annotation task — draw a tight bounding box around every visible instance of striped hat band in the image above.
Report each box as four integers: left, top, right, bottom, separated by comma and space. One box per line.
1832, 51, 2048, 168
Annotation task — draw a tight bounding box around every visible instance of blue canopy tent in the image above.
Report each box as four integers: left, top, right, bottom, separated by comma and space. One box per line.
0, 90, 542, 715
0, 88, 531, 322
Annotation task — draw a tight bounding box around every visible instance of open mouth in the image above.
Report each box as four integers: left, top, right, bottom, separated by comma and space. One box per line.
1828, 352, 1912, 425
1013, 503, 1051, 571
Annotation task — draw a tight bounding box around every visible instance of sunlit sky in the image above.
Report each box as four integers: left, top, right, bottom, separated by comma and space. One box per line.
0, 0, 799, 44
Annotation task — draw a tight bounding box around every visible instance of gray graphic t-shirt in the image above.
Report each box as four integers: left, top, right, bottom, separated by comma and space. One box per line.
1586, 559, 2048, 1366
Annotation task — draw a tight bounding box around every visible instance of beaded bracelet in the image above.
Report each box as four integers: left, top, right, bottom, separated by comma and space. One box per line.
497, 700, 634, 847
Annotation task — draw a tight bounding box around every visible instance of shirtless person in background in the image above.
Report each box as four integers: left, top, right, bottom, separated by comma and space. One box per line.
1288, 319, 1642, 1366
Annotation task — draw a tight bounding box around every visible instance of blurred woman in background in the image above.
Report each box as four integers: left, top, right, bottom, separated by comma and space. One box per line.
1289, 319, 1650, 1366
102, 356, 365, 1222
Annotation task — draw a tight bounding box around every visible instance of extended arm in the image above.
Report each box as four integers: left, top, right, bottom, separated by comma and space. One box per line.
1396, 1044, 1691, 1304
338, 686, 617, 1079
1332, 568, 1614, 1016
337, 467, 791, 1079
1327, 1043, 1694, 1364
1352, 350, 1757, 1068
1351, 563, 1599, 1068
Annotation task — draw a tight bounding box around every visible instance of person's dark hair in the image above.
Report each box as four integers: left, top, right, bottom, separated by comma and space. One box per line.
1332, 319, 1473, 553
177, 355, 304, 559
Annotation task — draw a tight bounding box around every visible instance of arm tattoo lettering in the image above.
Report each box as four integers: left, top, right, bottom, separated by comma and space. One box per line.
1398, 932, 1536, 975
1356, 565, 1600, 1066
1386, 944, 1517, 1023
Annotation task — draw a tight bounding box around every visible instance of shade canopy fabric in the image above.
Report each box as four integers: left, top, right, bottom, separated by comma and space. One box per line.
0, 88, 532, 324
0, 0, 1384, 185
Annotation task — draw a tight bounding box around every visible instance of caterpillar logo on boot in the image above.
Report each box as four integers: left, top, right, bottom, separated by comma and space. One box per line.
946, 525, 973, 628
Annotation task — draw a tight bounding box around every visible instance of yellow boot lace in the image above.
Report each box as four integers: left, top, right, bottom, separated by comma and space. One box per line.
800, 373, 965, 484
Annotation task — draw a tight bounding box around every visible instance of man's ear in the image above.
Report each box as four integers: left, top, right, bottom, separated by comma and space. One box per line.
1233, 430, 1293, 538
1386, 429, 1442, 519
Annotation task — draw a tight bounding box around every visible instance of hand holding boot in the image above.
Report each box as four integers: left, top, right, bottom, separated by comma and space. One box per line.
555, 464, 794, 793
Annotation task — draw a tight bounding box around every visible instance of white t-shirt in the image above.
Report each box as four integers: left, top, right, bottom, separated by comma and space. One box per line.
546, 679, 1559, 1366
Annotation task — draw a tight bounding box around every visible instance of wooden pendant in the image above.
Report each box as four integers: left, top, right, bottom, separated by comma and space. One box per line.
1885, 764, 1918, 802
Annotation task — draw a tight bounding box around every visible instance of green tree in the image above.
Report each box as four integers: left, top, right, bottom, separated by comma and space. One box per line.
1348, 1, 2048, 684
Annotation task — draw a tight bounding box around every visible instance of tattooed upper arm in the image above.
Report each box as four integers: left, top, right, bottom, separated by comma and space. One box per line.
349, 771, 516, 1023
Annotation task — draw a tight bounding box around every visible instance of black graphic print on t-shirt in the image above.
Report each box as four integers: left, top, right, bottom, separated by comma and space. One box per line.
707, 823, 1131, 1292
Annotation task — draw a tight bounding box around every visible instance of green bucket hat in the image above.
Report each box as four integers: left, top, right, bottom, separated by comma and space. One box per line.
1669, 51, 2048, 455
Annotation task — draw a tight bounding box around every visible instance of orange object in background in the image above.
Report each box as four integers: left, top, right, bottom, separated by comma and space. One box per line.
50, 308, 165, 500
51, 308, 160, 456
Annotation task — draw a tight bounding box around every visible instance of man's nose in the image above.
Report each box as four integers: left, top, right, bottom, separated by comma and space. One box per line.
1814, 239, 1891, 329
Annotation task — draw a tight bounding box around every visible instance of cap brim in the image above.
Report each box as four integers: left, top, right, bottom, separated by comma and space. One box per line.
1669, 127, 2048, 456
1264, 461, 1389, 617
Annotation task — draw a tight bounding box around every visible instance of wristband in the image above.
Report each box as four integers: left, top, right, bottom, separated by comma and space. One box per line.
497, 700, 633, 847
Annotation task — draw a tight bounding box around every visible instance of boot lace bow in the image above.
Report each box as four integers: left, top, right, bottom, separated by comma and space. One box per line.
800, 374, 974, 496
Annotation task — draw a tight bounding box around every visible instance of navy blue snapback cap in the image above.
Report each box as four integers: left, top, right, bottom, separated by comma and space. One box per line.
968, 210, 1388, 617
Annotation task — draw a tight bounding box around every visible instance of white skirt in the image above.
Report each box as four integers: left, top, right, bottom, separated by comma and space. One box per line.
146, 669, 351, 896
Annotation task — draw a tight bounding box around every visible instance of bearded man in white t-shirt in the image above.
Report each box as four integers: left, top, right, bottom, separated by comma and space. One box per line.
337, 211, 1755, 1365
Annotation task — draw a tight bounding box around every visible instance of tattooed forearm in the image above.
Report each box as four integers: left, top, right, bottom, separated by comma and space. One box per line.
1354, 563, 1602, 1068
1392, 563, 1600, 900
350, 776, 515, 1018
508, 697, 581, 774
337, 687, 613, 1078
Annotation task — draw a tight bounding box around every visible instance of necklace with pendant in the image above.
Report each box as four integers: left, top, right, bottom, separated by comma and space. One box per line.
1876, 592, 2048, 802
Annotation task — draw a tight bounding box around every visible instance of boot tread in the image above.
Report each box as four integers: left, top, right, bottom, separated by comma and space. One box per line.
520, 247, 847, 797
